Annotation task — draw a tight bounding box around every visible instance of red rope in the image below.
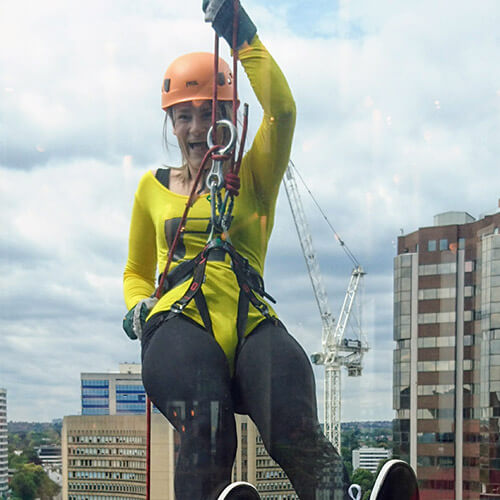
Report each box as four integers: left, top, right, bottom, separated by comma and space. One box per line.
147, 4, 242, 495
230, 0, 240, 171
155, 144, 224, 298
146, 396, 151, 500
212, 35, 220, 144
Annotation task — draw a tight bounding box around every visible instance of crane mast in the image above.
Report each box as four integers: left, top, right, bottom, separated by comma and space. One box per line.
283, 162, 367, 451
283, 167, 336, 344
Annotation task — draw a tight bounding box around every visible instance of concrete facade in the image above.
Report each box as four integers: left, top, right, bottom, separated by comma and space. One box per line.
234, 415, 297, 500
393, 204, 500, 499
62, 414, 175, 500
352, 446, 392, 474
71, 362, 299, 499
62, 412, 298, 500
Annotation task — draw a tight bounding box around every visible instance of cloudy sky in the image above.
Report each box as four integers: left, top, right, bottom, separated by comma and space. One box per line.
1, 0, 499, 423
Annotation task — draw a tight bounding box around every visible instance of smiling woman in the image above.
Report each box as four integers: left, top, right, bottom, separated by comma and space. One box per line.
167, 98, 234, 194
120, 0, 419, 498
120, 0, 424, 497
161, 50, 235, 193
120, 0, 373, 497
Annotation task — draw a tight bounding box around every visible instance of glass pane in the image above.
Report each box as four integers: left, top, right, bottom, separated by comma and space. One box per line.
1, 2, 499, 500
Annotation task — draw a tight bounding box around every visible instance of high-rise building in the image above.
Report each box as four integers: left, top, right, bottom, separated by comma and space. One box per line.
38, 445, 62, 470
62, 413, 175, 500
81, 363, 146, 415
352, 446, 392, 474
0, 388, 7, 499
62, 413, 296, 500
233, 415, 297, 500
393, 203, 500, 499
71, 365, 297, 499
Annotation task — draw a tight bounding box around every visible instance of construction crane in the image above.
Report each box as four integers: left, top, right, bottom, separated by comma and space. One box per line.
283, 161, 368, 451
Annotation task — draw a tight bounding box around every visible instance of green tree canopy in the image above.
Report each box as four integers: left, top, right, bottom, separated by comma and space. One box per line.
351, 468, 375, 499
10, 463, 60, 500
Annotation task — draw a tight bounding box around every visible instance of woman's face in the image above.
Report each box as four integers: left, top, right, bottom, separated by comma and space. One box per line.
172, 100, 213, 170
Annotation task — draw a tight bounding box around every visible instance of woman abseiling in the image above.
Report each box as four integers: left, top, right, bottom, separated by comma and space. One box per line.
123, 1, 394, 499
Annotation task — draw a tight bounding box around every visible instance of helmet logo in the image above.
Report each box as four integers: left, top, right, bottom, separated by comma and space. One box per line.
186, 80, 199, 87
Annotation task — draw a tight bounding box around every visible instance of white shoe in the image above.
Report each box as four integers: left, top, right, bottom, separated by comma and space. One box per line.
370, 460, 419, 500
217, 481, 261, 500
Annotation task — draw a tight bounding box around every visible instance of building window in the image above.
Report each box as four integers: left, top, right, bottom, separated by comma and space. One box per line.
439, 238, 448, 251
419, 262, 457, 276
81, 379, 109, 388
418, 311, 456, 324
458, 237, 465, 249
465, 260, 475, 272
463, 359, 474, 370
428, 240, 437, 251
418, 287, 457, 300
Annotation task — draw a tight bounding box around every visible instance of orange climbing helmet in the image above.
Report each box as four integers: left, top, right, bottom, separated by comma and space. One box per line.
161, 52, 235, 111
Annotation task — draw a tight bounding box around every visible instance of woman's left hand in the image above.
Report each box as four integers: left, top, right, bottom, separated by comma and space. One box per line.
203, 0, 257, 49
123, 297, 158, 340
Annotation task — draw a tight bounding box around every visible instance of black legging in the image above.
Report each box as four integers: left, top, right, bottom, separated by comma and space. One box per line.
141, 313, 349, 500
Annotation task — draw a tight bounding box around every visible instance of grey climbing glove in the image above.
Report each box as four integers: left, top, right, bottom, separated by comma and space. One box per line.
203, 0, 257, 49
122, 297, 158, 340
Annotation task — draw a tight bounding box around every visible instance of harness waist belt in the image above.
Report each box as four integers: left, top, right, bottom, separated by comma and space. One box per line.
160, 238, 276, 339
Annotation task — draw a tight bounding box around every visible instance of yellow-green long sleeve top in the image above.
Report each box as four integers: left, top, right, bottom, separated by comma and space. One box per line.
123, 36, 296, 370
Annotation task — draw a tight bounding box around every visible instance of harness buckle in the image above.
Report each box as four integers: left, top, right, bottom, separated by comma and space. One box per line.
170, 302, 185, 314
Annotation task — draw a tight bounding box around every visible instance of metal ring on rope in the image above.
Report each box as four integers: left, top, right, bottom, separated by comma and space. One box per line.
206, 119, 238, 192
207, 119, 238, 154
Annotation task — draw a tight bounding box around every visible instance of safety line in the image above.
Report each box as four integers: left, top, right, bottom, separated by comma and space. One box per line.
146, 4, 242, 499
289, 160, 360, 269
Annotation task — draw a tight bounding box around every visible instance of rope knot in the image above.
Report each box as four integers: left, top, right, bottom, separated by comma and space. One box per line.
211, 153, 231, 162
225, 171, 240, 197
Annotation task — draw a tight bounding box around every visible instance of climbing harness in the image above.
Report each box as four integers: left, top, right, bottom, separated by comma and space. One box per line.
152, 10, 271, 335
163, 237, 276, 340
150, 114, 276, 342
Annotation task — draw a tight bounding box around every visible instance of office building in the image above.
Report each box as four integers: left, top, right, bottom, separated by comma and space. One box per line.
73, 364, 297, 499
0, 389, 7, 499
38, 445, 62, 470
393, 202, 500, 499
233, 415, 297, 500
62, 413, 175, 500
81, 363, 145, 416
62, 413, 296, 500
352, 446, 392, 474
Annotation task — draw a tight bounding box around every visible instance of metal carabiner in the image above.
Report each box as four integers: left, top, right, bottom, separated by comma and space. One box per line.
207, 119, 237, 155
205, 120, 237, 192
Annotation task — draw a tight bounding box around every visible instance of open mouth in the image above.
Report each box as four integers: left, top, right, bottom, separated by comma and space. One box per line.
188, 141, 208, 152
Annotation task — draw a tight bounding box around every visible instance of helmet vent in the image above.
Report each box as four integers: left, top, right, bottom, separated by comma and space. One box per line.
217, 72, 225, 86
163, 79, 170, 92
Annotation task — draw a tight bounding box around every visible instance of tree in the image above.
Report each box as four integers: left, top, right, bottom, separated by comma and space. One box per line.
10, 466, 37, 500
10, 463, 60, 500
351, 468, 375, 500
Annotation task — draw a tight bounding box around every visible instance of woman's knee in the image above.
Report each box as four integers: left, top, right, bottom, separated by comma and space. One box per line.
141, 316, 236, 437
